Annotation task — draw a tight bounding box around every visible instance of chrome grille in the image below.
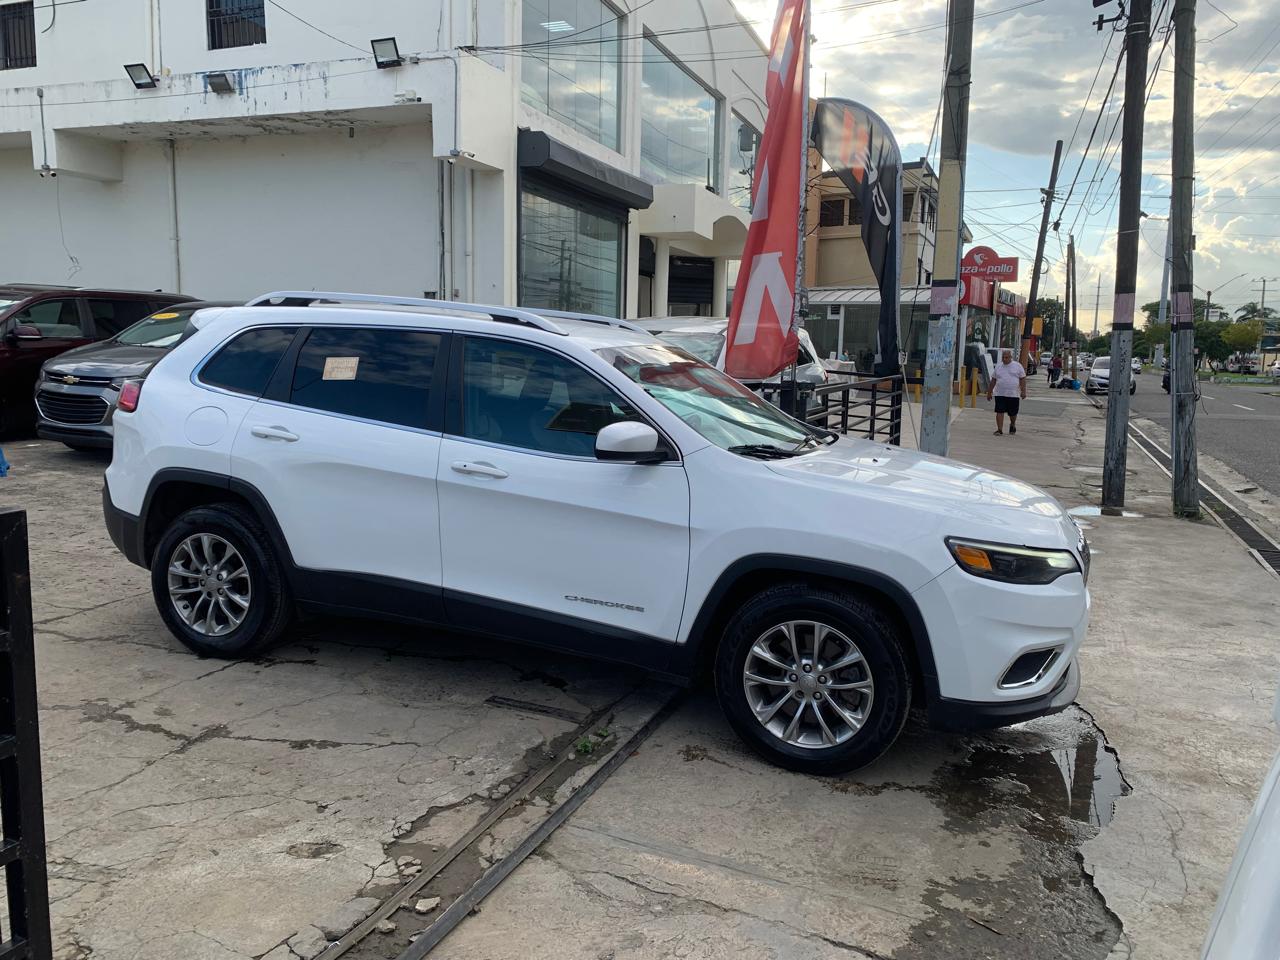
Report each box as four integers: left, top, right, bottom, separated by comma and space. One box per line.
36, 391, 109, 425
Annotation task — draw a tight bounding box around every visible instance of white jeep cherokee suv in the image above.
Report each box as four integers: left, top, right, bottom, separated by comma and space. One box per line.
103, 292, 1090, 773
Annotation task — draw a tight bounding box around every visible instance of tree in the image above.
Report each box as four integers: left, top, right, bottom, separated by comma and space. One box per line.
1141, 298, 1209, 325
1135, 321, 1170, 358
1086, 334, 1110, 354
1222, 318, 1264, 353
1031, 297, 1064, 347
1195, 320, 1230, 366
1234, 302, 1277, 321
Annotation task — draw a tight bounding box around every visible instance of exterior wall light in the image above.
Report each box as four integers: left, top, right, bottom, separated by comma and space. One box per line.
124, 63, 158, 89
206, 72, 236, 94
371, 37, 403, 68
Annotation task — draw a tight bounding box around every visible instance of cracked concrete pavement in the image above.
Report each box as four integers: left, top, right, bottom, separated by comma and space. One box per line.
2, 380, 1276, 959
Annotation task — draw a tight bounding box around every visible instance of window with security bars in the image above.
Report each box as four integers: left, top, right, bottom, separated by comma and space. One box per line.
207, 0, 266, 50
819, 198, 846, 227
0, 2, 36, 70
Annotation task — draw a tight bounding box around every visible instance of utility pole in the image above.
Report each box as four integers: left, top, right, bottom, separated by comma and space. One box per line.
1092, 275, 1101, 337
1170, 0, 1198, 516
1102, 0, 1151, 514
1021, 139, 1063, 369
1155, 220, 1172, 329
919, 0, 973, 456
1069, 235, 1080, 378
1061, 253, 1071, 357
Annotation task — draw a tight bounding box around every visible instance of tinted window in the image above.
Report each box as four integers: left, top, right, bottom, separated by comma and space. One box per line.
461, 338, 639, 456
289, 327, 440, 429
11, 298, 83, 338
88, 299, 155, 337
200, 327, 296, 396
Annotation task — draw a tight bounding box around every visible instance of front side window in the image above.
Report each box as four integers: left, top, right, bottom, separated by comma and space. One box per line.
521, 0, 620, 150
199, 327, 295, 396
88, 300, 155, 338
207, 0, 265, 50
289, 327, 441, 429
728, 113, 760, 212
460, 337, 639, 456
0, 2, 35, 69
519, 179, 624, 316
640, 37, 721, 191
599, 343, 813, 452
11, 299, 84, 338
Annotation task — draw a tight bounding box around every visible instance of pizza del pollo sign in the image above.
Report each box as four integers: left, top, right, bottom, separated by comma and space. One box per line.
961, 245, 1019, 283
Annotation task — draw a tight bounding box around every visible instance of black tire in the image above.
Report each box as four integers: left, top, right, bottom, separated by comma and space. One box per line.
714, 582, 911, 775
150, 503, 293, 658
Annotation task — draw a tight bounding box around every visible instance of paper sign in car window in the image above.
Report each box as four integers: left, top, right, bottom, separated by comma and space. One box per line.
150, 312, 180, 320
323, 357, 360, 381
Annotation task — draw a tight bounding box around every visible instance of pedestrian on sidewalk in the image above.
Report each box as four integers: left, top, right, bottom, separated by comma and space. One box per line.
986, 348, 1027, 435
1049, 353, 1063, 386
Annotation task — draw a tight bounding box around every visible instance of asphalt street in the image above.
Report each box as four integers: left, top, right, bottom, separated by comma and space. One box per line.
1124, 374, 1280, 492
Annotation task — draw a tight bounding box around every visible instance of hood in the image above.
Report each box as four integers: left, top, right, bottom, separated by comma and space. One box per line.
766, 438, 1079, 547
43, 342, 165, 379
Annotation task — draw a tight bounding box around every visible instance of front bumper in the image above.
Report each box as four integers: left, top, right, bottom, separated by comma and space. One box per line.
37, 421, 113, 448
929, 658, 1081, 731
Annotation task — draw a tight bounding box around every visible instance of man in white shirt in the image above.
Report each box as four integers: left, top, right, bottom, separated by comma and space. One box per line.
986, 348, 1027, 435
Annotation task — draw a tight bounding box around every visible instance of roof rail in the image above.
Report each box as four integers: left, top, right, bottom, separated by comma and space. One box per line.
244, 291, 568, 336
531, 308, 649, 335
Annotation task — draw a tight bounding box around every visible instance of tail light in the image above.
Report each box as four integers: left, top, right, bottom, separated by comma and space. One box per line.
117, 379, 143, 413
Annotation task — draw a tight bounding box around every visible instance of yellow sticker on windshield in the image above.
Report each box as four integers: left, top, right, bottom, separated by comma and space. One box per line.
150, 312, 180, 319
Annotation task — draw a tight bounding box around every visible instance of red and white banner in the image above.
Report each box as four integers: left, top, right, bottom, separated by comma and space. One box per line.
961, 245, 1020, 282
959, 277, 993, 310
724, 0, 808, 380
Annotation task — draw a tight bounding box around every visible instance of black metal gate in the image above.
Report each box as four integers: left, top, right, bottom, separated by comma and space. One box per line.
0, 510, 50, 959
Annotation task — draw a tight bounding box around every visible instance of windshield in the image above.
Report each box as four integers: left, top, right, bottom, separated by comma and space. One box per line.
115, 308, 197, 347
656, 331, 724, 364
597, 343, 816, 453
1093, 357, 1110, 371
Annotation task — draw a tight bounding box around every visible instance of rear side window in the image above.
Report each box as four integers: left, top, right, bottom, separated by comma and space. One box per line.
288, 327, 441, 429
88, 299, 154, 337
199, 327, 296, 396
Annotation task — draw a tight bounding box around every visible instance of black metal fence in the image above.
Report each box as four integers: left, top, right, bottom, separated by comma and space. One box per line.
207, 0, 266, 50
0, 510, 50, 960
0, 3, 36, 71
806, 375, 904, 445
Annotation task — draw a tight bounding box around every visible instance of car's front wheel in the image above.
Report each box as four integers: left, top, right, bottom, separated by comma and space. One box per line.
714, 583, 911, 774
151, 503, 293, 658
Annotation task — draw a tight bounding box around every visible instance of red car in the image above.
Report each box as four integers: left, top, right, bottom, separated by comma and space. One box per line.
0, 284, 191, 434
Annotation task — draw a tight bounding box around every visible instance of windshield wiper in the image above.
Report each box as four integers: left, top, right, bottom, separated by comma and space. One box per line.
728, 444, 800, 459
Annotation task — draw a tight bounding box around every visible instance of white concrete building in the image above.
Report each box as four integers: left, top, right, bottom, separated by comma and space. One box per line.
0, 0, 766, 316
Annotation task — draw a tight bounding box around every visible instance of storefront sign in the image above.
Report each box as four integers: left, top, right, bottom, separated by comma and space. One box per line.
958, 277, 993, 310
961, 245, 1020, 282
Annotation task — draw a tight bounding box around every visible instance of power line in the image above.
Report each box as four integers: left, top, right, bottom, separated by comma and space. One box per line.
263, 0, 370, 55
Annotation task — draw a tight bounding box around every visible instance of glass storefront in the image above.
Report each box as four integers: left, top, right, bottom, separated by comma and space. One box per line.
640, 37, 721, 190
728, 113, 759, 211
521, 0, 621, 150
803, 303, 933, 373
519, 179, 625, 317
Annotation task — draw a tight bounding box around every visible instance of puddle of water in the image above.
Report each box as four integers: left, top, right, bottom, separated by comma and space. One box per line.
1069, 505, 1144, 519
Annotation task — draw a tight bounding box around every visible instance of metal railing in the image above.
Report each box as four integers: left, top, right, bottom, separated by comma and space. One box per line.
758, 374, 904, 445
0, 510, 51, 960
0, 4, 36, 71
207, 0, 266, 50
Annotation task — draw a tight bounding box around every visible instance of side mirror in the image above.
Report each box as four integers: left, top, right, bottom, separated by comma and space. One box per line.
595, 421, 666, 464
13, 324, 42, 341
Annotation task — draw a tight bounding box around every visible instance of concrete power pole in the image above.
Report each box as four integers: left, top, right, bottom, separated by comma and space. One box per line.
1170, 0, 1199, 516
1101, 0, 1151, 514
1021, 139, 1063, 369
919, 0, 973, 456
1092, 275, 1101, 336
1069, 235, 1080, 379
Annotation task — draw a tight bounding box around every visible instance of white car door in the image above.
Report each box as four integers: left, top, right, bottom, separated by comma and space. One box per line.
229, 325, 446, 589
437, 335, 691, 651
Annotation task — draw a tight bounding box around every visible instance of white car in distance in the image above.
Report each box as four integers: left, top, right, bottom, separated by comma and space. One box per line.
102, 292, 1090, 773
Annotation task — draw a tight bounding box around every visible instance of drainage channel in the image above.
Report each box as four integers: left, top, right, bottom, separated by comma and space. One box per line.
315, 681, 682, 960
1126, 423, 1280, 578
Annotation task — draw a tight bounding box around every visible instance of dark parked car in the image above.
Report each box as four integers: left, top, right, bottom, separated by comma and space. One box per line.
0, 285, 191, 435
36, 301, 237, 449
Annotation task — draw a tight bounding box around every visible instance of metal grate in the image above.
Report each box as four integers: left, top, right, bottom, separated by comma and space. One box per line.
35, 393, 109, 426
207, 0, 266, 50
0, 3, 36, 70
0, 511, 52, 959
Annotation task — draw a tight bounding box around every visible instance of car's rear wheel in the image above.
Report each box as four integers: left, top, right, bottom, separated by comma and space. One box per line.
714, 583, 911, 774
151, 504, 293, 658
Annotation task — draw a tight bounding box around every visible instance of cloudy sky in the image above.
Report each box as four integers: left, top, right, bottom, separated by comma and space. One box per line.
732, 0, 1279, 330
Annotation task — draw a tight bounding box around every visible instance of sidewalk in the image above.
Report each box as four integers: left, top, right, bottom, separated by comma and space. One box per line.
948, 375, 1280, 958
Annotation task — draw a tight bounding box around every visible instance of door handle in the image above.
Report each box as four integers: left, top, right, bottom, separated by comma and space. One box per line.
251, 425, 299, 442
450, 460, 508, 479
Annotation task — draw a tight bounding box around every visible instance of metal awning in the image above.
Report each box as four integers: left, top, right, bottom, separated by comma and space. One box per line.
808, 286, 933, 305
517, 128, 653, 210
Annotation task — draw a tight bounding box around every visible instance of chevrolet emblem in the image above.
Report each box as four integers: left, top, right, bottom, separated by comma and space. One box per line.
61, 375, 79, 385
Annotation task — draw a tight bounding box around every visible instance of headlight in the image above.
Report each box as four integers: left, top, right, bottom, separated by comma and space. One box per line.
946, 537, 1081, 584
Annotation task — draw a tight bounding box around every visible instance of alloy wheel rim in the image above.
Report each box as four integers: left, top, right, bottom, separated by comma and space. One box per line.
742, 620, 874, 750
167, 534, 252, 637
